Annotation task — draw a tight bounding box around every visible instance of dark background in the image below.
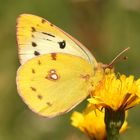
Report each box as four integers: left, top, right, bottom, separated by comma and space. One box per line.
1, 0, 140, 139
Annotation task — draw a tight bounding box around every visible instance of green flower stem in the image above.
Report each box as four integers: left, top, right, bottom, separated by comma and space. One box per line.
106, 125, 119, 140
104, 108, 125, 140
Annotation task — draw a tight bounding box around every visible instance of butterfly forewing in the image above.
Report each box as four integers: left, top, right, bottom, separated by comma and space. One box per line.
16, 14, 97, 66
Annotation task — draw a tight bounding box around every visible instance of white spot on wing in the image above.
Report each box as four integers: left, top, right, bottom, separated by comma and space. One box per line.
45, 69, 59, 81
50, 73, 58, 80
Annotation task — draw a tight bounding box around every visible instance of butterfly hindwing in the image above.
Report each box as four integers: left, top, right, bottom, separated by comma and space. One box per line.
16, 14, 97, 66
16, 53, 94, 117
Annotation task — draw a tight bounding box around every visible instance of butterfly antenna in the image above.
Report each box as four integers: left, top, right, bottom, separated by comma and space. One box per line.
105, 47, 130, 69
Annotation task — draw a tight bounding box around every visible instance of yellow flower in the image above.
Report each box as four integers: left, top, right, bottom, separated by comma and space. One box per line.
89, 70, 140, 111
71, 104, 127, 140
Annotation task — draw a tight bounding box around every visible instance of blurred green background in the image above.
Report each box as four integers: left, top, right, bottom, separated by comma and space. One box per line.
1, 0, 140, 139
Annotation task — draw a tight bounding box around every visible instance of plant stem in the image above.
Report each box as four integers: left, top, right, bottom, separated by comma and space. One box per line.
106, 125, 119, 140
104, 108, 125, 140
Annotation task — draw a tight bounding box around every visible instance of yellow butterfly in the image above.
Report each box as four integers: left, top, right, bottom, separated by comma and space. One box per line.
16, 14, 103, 118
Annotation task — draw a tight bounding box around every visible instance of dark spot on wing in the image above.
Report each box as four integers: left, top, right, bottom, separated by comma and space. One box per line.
32, 34, 35, 38
47, 39, 51, 41
41, 19, 46, 23
58, 40, 66, 49
32, 69, 35, 73
32, 42, 37, 47
50, 23, 53, 27
46, 102, 52, 106
80, 74, 90, 82
37, 94, 43, 100
34, 51, 40, 56
30, 87, 36, 91
31, 27, 36, 32
51, 53, 56, 60
42, 32, 55, 37
38, 60, 41, 65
